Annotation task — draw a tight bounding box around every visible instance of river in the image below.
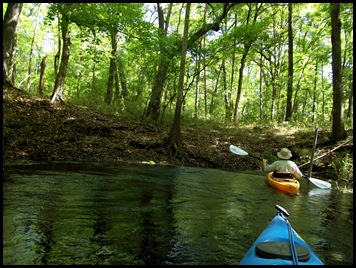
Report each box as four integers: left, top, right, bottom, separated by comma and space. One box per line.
3, 162, 353, 265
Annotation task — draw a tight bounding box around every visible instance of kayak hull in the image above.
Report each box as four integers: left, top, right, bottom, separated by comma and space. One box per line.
266, 172, 300, 195
239, 210, 324, 265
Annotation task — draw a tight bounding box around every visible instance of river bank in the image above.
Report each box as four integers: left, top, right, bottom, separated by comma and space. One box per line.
3, 84, 353, 189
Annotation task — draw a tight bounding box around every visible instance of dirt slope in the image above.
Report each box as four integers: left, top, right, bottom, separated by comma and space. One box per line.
3, 84, 353, 187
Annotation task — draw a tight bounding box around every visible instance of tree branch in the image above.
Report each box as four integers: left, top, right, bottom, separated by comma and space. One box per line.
188, 3, 238, 45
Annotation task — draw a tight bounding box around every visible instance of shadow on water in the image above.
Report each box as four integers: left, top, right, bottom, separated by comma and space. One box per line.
3, 162, 353, 265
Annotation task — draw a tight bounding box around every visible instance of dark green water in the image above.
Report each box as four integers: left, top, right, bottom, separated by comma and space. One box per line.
3, 162, 353, 265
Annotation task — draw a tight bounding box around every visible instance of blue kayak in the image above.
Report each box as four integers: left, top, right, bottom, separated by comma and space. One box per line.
239, 205, 324, 265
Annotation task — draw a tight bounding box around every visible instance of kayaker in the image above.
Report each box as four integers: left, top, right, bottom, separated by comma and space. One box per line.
262, 148, 303, 179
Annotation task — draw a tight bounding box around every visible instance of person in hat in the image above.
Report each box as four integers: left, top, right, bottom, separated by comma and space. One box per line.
262, 148, 303, 179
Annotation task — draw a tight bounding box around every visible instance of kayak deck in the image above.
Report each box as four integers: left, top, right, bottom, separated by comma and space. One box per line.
239, 205, 324, 265
266, 172, 300, 195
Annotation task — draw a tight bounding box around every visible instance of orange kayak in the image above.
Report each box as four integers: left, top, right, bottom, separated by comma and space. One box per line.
266, 172, 300, 195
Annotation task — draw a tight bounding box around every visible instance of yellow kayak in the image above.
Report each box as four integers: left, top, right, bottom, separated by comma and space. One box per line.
266, 172, 300, 195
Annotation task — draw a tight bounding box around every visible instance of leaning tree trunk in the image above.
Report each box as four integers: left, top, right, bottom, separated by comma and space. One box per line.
50, 16, 70, 103
169, 3, 191, 153
3, 3, 23, 85
145, 3, 171, 121
145, 59, 171, 121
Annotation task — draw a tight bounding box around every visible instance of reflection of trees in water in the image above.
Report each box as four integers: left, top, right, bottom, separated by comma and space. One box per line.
318, 190, 353, 265
34, 196, 56, 265
89, 186, 116, 265
321, 191, 343, 224
90, 207, 116, 264
134, 183, 176, 265
5, 164, 352, 265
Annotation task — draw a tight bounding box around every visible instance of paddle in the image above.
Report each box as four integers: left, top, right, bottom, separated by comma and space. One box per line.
229, 145, 332, 189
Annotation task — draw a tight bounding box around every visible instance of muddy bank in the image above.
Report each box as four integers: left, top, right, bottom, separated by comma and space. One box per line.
3, 85, 353, 188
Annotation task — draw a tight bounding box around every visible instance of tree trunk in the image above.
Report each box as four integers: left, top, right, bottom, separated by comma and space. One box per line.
105, 29, 118, 105
330, 3, 347, 143
194, 42, 201, 119
285, 3, 293, 122
54, 12, 61, 76
233, 54, 246, 125
118, 60, 128, 99
221, 60, 232, 123
145, 3, 171, 121
76, 71, 82, 97
203, 5, 207, 119
169, 3, 191, 152
346, 80, 353, 119
26, 3, 42, 90
259, 54, 263, 120
312, 60, 318, 123
3, 3, 23, 84
232, 3, 260, 125
50, 15, 71, 103
90, 31, 97, 93
105, 58, 115, 105
145, 56, 171, 121
228, 15, 237, 123
271, 80, 277, 121
9, 34, 18, 85
321, 61, 325, 122
210, 64, 223, 115
113, 68, 121, 103
38, 56, 47, 96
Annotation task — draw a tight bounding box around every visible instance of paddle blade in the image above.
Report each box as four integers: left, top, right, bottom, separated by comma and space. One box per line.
308, 177, 332, 189
229, 145, 248, 156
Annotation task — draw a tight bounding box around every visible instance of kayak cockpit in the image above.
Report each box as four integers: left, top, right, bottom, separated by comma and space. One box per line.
255, 241, 311, 262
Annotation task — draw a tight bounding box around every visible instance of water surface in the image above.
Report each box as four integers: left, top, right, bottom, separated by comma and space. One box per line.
3, 162, 353, 265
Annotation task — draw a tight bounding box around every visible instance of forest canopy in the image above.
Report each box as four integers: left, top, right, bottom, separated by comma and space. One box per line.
2, 3, 353, 133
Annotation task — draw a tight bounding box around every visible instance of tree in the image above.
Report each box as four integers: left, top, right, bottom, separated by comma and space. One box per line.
248, 4, 286, 122
145, 3, 238, 121
169, 3, 191, 153
105, 28, 118, 105
4, 3, 353, 130
145, 3, 173, 121
26, 3, 42, 90
38, 56, 47, 95
3, 3, 23, 85
233, 3, 263, 125
285, 3, 293, 122
330, 3, 347, 143
50, 9, 70, 103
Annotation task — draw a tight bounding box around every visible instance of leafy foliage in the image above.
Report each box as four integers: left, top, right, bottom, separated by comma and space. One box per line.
4, 3, 353, 129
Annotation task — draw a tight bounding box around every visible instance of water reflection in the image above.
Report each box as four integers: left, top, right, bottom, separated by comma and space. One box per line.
3, 162, 353, 265
134, 179, 176, 265
307, 188, 332, 197
35, 195, 56, 265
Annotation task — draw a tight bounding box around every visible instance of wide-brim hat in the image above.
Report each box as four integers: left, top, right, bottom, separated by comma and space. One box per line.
277, 148, 292, 159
